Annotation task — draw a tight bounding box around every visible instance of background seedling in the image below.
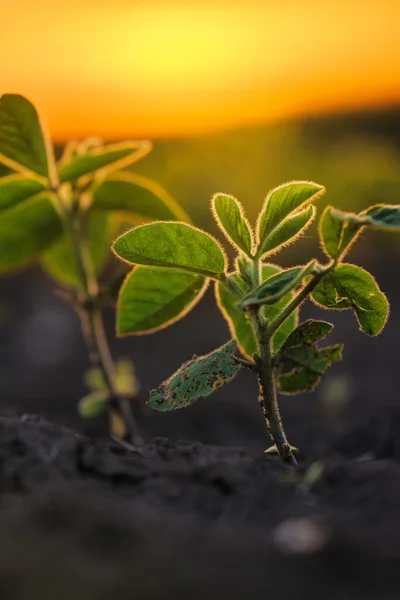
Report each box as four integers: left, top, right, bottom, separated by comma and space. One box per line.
113, 181, 400, 463
0, 93, 187, 444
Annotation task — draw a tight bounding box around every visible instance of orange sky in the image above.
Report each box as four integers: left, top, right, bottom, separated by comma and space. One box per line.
1, 0, 399, 139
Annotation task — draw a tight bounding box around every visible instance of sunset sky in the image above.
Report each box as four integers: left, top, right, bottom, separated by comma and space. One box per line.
1, 0, 399, 139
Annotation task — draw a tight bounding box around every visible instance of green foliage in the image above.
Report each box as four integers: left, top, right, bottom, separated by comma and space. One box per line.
117, 266, 208, 335
239, 261, 316, 309
211, 193, 253, 256
311, 264, 388, 336
282, 320, 333, 349
113, 222, 227, 277
0, 192, 63, 272
92, 172, 187, 221
0, 94, 184, 284
256, 181, 325, 257
320, 204, 400, 260
135, 178, 397, 461
78, 390, 109, 418
216, 264, 298, 357
277, 325, 343, 395
148, 340, 241, 411
0, 174, 45, 211
58, 141, 152, 183
0, 94, 53, 179
41, 212, 109, 287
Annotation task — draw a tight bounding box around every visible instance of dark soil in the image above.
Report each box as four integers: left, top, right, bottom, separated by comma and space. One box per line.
0, 413, 399, 599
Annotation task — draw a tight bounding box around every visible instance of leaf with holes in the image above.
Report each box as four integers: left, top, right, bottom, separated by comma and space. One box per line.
148, 340, 241, 411
117, 266, 208, 335
311, 264, 389, 336
113, 222, 227, 278
281, 320, 333, 350
211, 193, 253, 256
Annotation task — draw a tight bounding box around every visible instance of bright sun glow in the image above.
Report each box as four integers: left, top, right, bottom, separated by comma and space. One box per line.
1, 0, 399, 139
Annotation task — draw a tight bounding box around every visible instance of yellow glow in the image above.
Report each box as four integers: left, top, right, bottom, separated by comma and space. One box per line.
1, 0, 399, 139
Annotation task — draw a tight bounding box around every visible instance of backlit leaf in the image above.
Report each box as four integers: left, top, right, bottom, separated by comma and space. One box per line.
117, 266, 208, 335
239, 261, 316, 309
58, 141, 152, 183
0, 192, 63, 272
211, 193, 253, 256
113, 222, 227, 278
311, 263, 389, 336
148, 340, 241, 411
0, 174, 46, 211
257, 181, 325, 256
41, 212, 109, 287
216, 264, 298, 357
0, 94, 52, 179
258, 204, 316, 257
282, 320, 333, 350
92, 171, 187, 221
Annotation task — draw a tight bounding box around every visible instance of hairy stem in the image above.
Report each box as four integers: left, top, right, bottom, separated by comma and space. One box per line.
57, 197, 142, 445
267, 263, 334, 337
251, 309, 297, 466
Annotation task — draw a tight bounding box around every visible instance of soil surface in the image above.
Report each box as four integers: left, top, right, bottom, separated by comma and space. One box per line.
0, 413, 399, 599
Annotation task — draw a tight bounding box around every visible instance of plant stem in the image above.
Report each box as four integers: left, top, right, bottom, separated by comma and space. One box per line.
57, 197, 142, 445
251, 309, 297, 466
266, 263, 333, 337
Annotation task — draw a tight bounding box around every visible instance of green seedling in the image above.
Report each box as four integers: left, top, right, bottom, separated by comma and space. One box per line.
112, 181, 400, 463
0, 93, 187, 444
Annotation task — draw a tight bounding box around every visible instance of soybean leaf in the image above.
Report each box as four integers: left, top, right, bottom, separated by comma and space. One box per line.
58, 141, 152, 183
239, 260, 316, 309
113, 222, 227, 278
117, 266, 208, 335
211, 193, 253, 256
148, 340, 241, 411
78, 390, 109, 418
282, 320, 333, 350
41, 212, 109, 287
0, 94, 52, 179
320, 204, 400, 260
0, 174, 46, 211
216, 264, 298, 357
258, 204, 316, 257
362, 204, 400, 229
0, 192, 63, 272
257, 181, 325, 256
311, 264, 389, 336
320, 206, 365, 260
278, 344, 343, 395
92, 172, 188, 221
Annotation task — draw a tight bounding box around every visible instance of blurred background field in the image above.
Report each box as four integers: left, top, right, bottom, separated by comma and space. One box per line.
0, 0, 399, 453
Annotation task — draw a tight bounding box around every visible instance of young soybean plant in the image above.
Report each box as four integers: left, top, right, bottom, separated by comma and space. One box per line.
112, 181, 400, 463
0, 93, 187, 444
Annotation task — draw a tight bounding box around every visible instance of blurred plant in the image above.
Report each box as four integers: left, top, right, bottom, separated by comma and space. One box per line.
113, 181, 400, 463
0, 94, 187, 444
